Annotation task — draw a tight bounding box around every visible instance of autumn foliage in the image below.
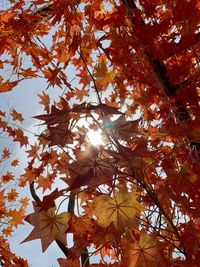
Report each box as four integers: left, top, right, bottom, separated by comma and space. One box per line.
0, 0, 200, 266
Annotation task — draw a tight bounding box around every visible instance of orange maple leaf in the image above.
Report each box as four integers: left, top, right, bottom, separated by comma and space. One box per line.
37, 91, 50, 113
2, 171, 14, 183
11, 159, 19, 167
0, 81, 18, 93
21, 204, 71, 252
2, 226, 13, 237
26, 143, 40, 159
13, 128, 28, 147
36, 174, 53, 193
7, 188, 18, 202
124, 232, 159, 267
8, 208, 25, 227
43, 67, 62, 87
11, 109, 24, 123
2, 148, 10, 158
70, 214, 96, 235
75, 88, 89, 101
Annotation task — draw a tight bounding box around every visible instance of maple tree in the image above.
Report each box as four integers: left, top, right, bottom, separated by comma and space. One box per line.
0, 0, 200, 266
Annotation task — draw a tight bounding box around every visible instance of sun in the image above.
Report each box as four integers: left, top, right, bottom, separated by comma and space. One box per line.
87, 129, 103, 146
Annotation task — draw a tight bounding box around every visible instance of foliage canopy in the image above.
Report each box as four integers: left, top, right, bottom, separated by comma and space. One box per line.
0, 0, 200, 266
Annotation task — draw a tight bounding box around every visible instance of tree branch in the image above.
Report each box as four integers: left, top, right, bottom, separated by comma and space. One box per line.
79, 51, 102, 105
29, 181, 70, 258
68, 191, 90, 266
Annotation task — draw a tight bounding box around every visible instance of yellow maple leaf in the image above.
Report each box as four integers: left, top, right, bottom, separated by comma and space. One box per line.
21, 204, 71, 252
95, 62, 115, 90
93, 190, 143, 229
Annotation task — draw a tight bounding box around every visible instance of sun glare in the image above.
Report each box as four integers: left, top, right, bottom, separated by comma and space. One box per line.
87, 129, 103, 146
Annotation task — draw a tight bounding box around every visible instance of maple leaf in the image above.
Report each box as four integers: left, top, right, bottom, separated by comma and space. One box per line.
36, 174, 53, 192
57, 258, 80, 267
11, 159, 19, 167
7, 188, 18, 202
70, 214, 96, 236
0, 118, 7, 130
26, 143, 40, 159
89, 223, 117, 251
2, 171, 14, 183
124, 232, 159, 267
68, 145, 115, 190
179, 222, 199, 258
104, 115, 141, 140
0, 189, 6, 206
19, 197, 29, 209
11, 109, 24, 123
8, 208, 25, 227
93, 190, 143, 229
166, 162, 198, 195
36, 188, 64, 211
34, 105, 69, 126
1, 10, 15, 22
37, 91, 50, 113
2, 148, 10, 158
20, 167, 40, 184
2, 226, 13, 237
43, 67, 62, 87
94, 61, 116, 90
75, 88, 89, 101
13, 128, 28, 147
21, 203, 71, 252
65, 91, 75, 101
0, 80, 18, 93
19, 68, 38, 78
46, 124, 74, 147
